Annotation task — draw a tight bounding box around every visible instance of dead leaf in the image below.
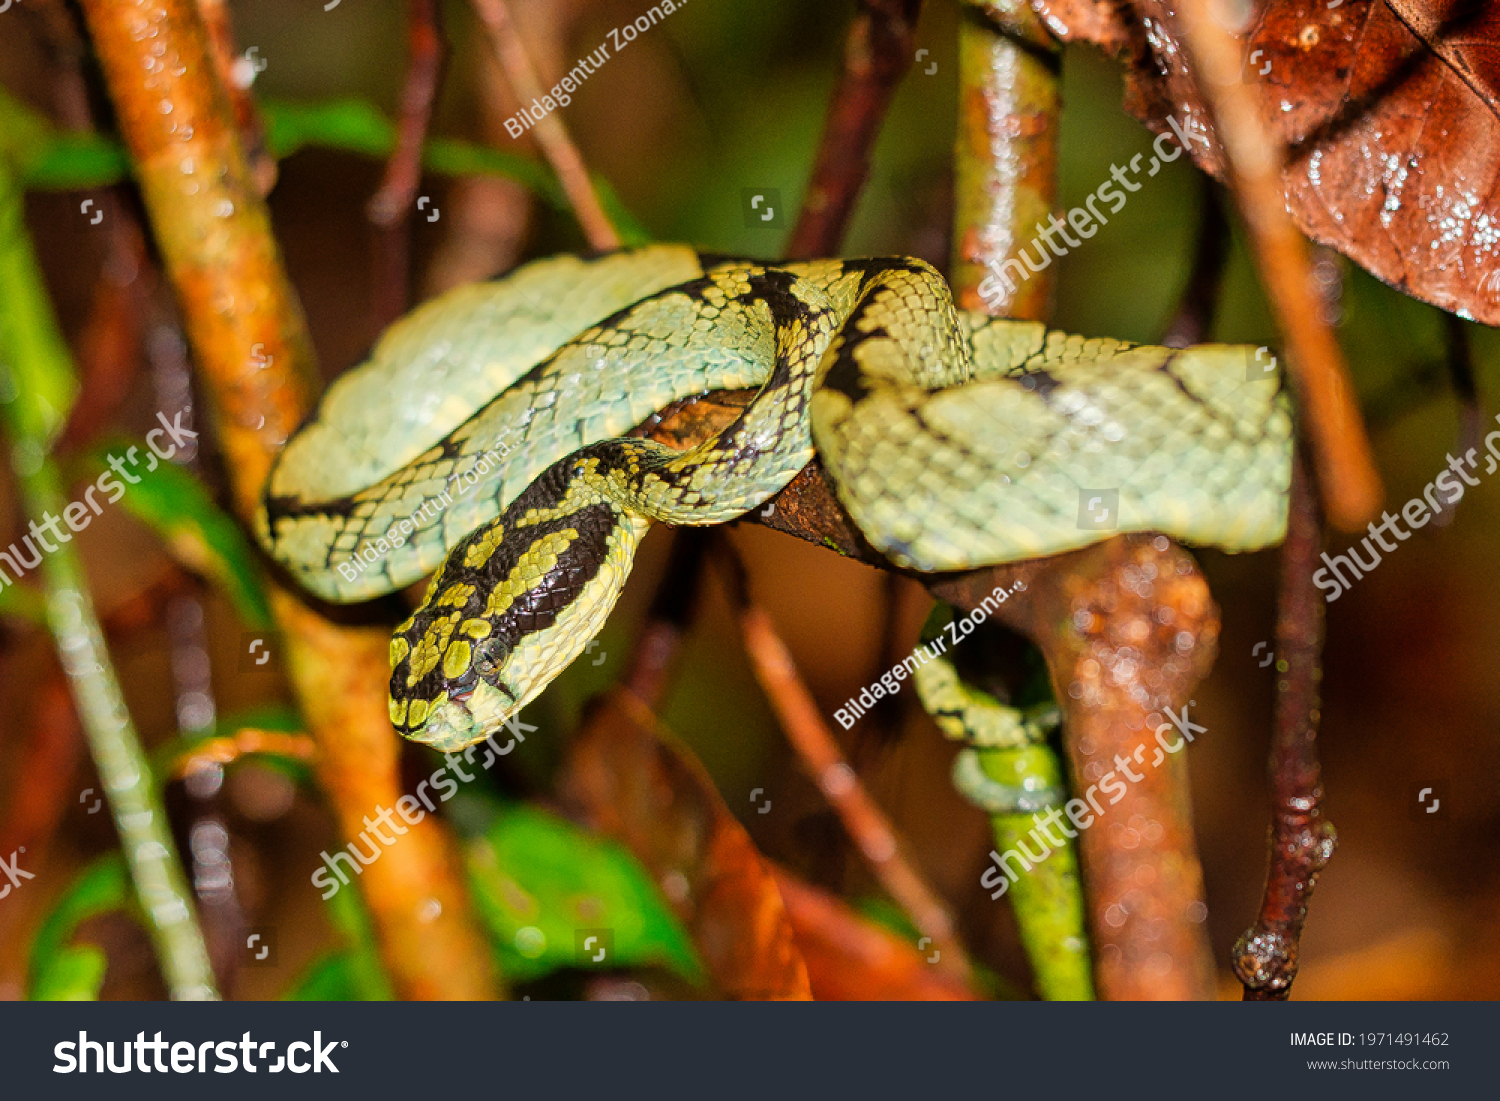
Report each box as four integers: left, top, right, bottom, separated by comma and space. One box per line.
770, 866, 981, 1001
557, 690, 813, 1000
1047, 0, 1500, 324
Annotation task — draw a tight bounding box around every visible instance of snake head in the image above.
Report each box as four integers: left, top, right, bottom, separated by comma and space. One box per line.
388, 597, 521, 753
386, 460, 651, 752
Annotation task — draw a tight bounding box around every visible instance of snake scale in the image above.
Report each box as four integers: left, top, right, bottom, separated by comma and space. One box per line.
257, 245, 1292, 754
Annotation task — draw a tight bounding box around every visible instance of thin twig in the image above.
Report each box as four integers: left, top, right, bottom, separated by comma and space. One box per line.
1234, 442, 1336, 1000
785, 0, 924, 259
1162, 176, 1230, 348
711, 539, 975, 986
1175, 0, 1381, 531
369, 0, 447, 331
620, 529, 710, 708
1440, 312, 1482, 525
169, 729, 318, 783
469, 0, 620, 251
368, 0, 446, 228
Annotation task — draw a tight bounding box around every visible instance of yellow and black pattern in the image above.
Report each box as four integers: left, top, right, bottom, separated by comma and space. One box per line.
258, 247, 1293, 750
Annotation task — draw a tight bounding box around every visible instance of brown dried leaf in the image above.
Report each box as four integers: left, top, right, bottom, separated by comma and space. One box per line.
556, 690, 813, 1000
1049, 0, 1500, 324
770, 867, 982, 1001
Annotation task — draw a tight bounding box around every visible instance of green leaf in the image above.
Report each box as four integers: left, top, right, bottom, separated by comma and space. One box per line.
284, 953, 363, 1000
78, 442, 273, 631
0, 579, 45, 625
31, 947, 109, 1002
261, 99, 651, 245
465, 803, 702, 985
28, 855, 131, 1001
3, 88, 651, 246
0, 149, 78, 446
0, 87, 130, 192
285, 881, 394, 1000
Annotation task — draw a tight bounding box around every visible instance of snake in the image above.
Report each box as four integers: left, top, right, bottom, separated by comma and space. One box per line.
256, 245, 1292, 754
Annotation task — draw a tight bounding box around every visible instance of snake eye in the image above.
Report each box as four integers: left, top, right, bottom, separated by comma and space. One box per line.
473, 637, 510, 679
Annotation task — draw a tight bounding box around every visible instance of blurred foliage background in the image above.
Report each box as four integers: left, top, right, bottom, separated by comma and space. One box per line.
0, 0, 1497, 1000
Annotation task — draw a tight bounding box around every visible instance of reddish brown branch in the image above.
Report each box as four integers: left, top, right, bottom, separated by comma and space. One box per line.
786, 0, 924, 259
951, 0, 1061, 318
79, 0, 499, 1001
369, 0, 447, 330
1234, 444, 1336, 1000
927, 538, 1221, 1000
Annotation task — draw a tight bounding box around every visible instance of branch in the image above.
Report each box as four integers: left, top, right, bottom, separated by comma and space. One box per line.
1174, 0, 1382, 532
0, 154, 217, 998
950, 0, 1061, 317
930, 541, 1221, 999
1161, 176, 1230, 348
368, 0, 447, 330
785, 0, 924, 259
77, 0, 500, 1000
1233, 444, 1336, 999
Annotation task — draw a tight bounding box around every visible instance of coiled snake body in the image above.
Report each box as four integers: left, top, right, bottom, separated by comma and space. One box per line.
258, 246, 1292, 752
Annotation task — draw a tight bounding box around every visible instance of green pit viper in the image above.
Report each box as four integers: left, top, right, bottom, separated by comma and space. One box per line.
257, 245, 1291, 756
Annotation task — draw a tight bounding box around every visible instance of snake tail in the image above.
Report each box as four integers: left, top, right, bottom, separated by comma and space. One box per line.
914, 606, 1094, 1000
